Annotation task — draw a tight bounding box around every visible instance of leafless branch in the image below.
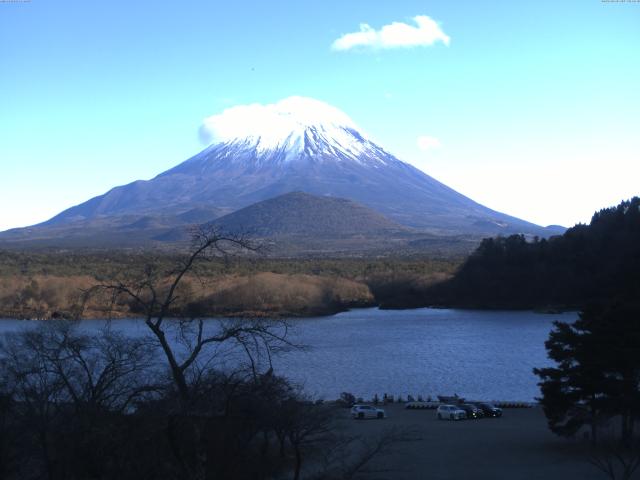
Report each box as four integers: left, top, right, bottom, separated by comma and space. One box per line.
83, 226, 295, 409
589, 438, 640, 480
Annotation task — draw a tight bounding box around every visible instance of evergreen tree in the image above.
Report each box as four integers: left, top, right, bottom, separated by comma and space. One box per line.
534, 301, 640, 444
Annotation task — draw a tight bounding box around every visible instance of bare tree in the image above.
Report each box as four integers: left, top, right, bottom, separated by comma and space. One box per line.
0, 321, 159, 480
311, 427, 421, 480
0, 376, 19, 479
280, 400, 333, 480
91, 226, 292, 406
87, 226, 295, 480
1, 327, 68, 480
15, 322, 157, 412
589, 439, 640, 480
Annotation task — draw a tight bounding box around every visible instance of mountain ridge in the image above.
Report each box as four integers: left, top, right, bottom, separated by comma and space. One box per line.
0, 96, 565, 250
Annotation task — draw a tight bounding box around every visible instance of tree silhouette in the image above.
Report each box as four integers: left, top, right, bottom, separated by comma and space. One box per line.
427, 197, 640, 309
535, 301, 640, 445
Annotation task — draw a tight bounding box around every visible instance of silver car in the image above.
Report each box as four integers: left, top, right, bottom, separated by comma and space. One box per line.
351, 404, 386, 419
436, 404, 466, 420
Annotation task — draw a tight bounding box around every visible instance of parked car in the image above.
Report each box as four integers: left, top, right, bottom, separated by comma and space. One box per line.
457, 403, 484, 419
474, 402, 503, 417
351, 404, 385, 419
436, 404, 466, 420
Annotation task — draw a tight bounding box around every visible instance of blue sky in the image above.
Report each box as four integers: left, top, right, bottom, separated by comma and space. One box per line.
1, 0, 639, 231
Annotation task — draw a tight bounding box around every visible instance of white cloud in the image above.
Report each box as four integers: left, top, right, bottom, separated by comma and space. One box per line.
199, 96, 362, 148
417, 135, 442, 151
332, 15, 450, 51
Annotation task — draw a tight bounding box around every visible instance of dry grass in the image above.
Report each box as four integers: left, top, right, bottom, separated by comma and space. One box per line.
197, 272, 374, 317
0, 272, 375, 319
0, 275, 95, 319
0, 252, 459, 319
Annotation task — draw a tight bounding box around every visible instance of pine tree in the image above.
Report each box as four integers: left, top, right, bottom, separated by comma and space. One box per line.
534, 301, 640, 444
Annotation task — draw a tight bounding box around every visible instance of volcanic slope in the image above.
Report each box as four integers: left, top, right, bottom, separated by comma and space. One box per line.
0, 97, 563, 249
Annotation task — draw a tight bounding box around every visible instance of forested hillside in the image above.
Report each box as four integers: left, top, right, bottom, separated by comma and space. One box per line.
422, 198, 640, 309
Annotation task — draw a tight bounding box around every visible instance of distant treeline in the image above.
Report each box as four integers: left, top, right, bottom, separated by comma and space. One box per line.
0, 251, 460, 280
419, 197, 640, 310
0, 253, 459, 319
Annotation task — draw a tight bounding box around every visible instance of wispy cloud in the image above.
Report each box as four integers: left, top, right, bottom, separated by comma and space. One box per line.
332, 15, 450, 51
417, 135, 442, 151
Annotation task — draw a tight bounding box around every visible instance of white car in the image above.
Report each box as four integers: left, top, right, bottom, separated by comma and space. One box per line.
351, 404, 386, 419
436, 404, 467, 420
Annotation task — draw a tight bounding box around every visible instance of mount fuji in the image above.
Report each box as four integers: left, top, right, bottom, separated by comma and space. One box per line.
1, 97, 563, 251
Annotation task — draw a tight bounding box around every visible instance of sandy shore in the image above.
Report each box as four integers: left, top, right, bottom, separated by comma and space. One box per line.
333, 405, 603, 480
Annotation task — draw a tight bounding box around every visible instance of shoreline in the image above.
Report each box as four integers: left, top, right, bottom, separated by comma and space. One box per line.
0, 303, 579, 322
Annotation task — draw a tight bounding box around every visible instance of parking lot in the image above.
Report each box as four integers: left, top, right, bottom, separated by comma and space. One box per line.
334, 404, 603, 480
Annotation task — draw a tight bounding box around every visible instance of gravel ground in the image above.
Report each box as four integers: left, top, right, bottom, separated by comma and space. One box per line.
332, 405, 604, 480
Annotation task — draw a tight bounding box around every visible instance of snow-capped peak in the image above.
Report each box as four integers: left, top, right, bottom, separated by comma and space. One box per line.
199, 96, 376, 161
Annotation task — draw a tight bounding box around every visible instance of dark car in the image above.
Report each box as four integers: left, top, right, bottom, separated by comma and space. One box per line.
457, 403, 484, 419
474, 403, 503, 417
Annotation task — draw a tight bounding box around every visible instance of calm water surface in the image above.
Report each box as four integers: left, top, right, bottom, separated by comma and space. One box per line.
0, 308, 576, 402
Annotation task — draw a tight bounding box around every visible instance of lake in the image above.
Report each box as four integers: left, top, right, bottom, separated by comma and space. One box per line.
0, 308, 576, 402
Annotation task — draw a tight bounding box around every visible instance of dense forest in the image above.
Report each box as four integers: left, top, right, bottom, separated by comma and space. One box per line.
419, 197, 640, 310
